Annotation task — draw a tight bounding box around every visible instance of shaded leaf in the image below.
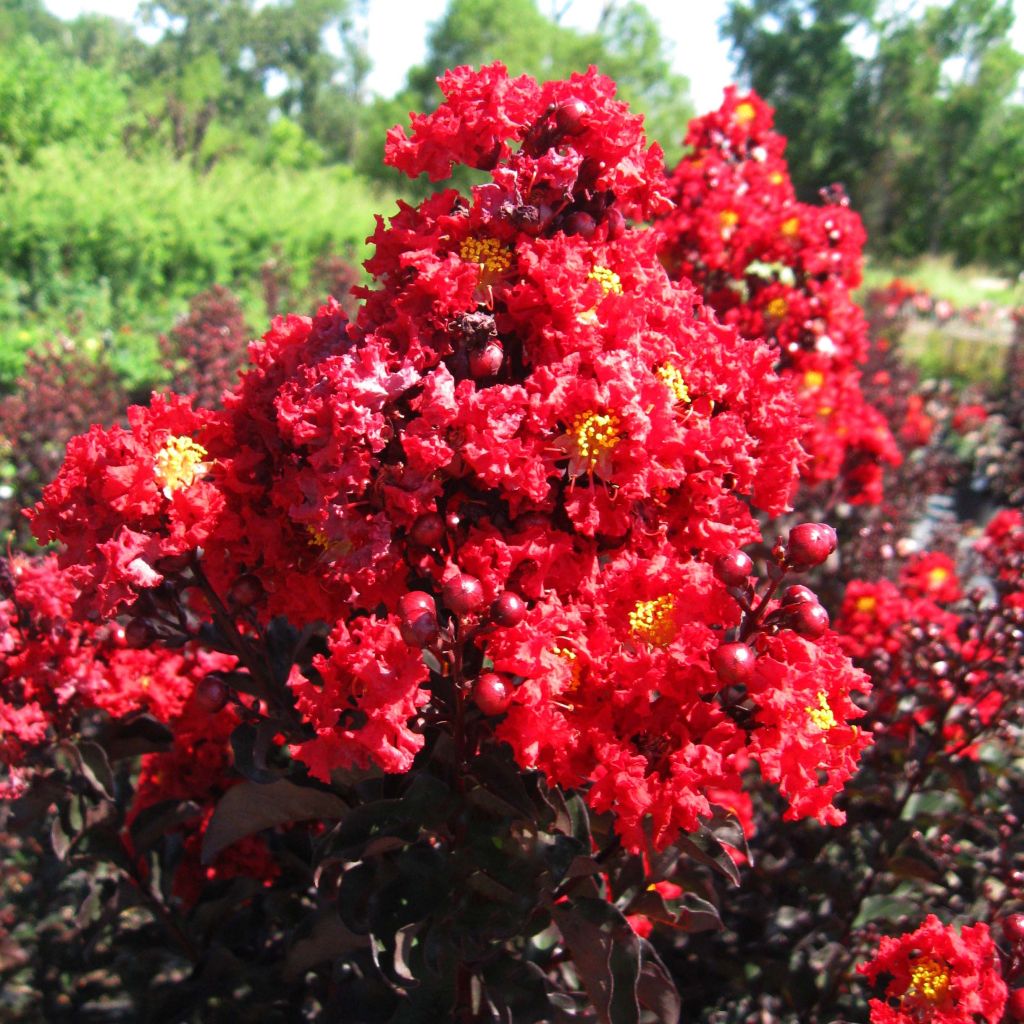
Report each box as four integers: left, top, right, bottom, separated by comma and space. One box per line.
552, 896, 641, 1024
202, 778, 347, 864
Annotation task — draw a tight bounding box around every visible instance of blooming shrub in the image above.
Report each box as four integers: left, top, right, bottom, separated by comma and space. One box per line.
2, 65, 1022, 1023
0, 337, 126, 544
159, 285, 251, 410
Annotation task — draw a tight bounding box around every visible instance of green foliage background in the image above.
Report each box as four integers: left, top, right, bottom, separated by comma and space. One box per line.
1, 0, 1022, 394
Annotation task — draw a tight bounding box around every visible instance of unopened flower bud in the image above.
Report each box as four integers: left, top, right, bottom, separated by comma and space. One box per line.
399, 591, 439, 647
410, 513, 445, 548
781, 584, 816, 606
564, 211, 597, 238
472, 672, 514, 715
1003, 914, 1024, 945
711, 642, 755, 684
554, 98, 591, 136
195, 674, 229, 713
469, 340, 503, 379
442, 573, 485, 616
124, 618, 156, 649
714, 551, 754, 588
491, 591, 526, 627
785, 522, 838, 570
791, 601, 829, 639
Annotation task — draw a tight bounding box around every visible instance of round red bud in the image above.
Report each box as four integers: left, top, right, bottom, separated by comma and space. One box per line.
786, 522, 838, 570
1004, 913, 1024, 945
229, 573, 264, 607
792, 602, 830, 639
124, 618, 155, 649
469, 340, 504, 379
195, 674, 229, 714
398, 591, 439, 648
442, 573, 485, 616
781, 585, 817, 606
564, 211, 597, 238
714, 551, 754, 588
410, 513, 445, 549
605, 208, 626, 241
554, 98, 591, 136
472, 673, 513, 715
711, 643, 755, 684
491, 591, 526, 627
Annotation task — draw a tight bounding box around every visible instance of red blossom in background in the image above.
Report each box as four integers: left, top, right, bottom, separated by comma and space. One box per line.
858, 915, 1007, 1023
655, 87, 901, 505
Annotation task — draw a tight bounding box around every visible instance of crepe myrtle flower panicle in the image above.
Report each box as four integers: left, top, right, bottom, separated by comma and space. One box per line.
30, 64, 873, 855
29, 392, 222, 617
858, 915, 1007, 1023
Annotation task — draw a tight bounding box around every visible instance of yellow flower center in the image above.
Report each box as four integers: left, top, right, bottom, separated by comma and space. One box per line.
720, 209, 739, 230
553, 645, 582, 694
806, 691, 837, 731
855, 595, 878, 615
804, 370, 825, 390
766, 297, 789, 320
770, 172, 785, 185
569, 410, 622, 469
153, 435, 207, 494
459, 236, 512, 274
656, 363, 691, 403
628, 595, 677, 647
588, 266, 623, 295
927, 567, 950, 589
908, 957, 950, 1002
306, 525, 331, 549
734, 101, 756, 125
781, 216, 800, 238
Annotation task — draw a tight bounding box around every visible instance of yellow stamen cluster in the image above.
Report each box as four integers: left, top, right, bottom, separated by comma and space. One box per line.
553, 645, 582, 693
153, 435, 207, 494
459, 236, 512, 274
570, 410, 622, 468
720, 209, 739, 230
855, 595, 878, 615
908, 957, 951, 1002
928, 567, 951, 589
770, 171, 785, 186
781, 216, 800, 238
629, 595, 677, 647
656, 363, 691, 403
734, 101, 756, 125
766, 296, 789, 320
807, 691, 837, 732
804, 370, 825, 390
306, 525, 331, 549
588, 266, 623, 295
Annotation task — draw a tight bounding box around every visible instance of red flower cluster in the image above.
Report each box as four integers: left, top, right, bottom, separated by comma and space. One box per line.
29, 392, 223, 618
858, 915, 1007, 1023
126, 693, 279, 906
836, 537, 1022, 755
655, 87, 901, 504
28, 64, 873, 853
0, 553, 226, 796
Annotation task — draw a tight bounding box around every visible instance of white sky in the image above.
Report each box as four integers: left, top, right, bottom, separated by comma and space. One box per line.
43, 0, 739, 113
41, 0, 1024, 114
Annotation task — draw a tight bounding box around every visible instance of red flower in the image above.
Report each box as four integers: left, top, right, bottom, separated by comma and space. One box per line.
858, 915, 1007, 1023
29, 393, 223, 616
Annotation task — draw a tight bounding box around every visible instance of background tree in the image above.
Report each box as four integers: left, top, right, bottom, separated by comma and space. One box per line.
722, 0, 1024, 267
